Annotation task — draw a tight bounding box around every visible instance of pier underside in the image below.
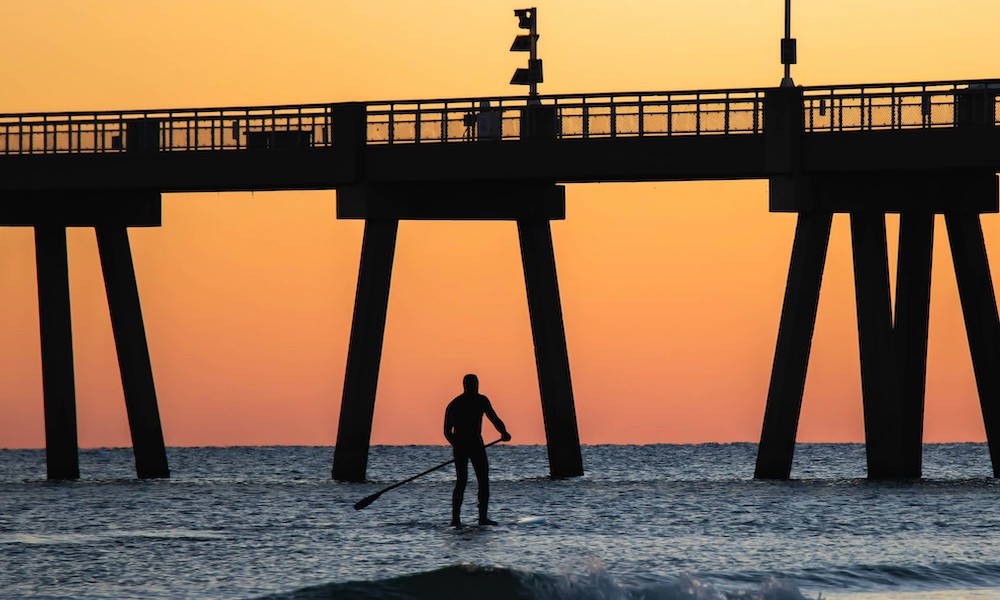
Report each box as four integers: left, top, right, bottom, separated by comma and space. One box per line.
331, 182, 584, 481
4, 193, 169, 479
756, 171, 1000, 479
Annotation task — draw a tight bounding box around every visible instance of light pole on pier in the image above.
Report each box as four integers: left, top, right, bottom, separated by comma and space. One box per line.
780, 0, 797, 87
511, 7, 543, 103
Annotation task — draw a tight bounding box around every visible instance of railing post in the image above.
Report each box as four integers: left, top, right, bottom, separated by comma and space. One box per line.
696, 94, 702, 134
753, 95, 760, 134
897, 91, 902, 128
724, 97, 731, 134
638, 99, 645, 137
582, 102, 589, 139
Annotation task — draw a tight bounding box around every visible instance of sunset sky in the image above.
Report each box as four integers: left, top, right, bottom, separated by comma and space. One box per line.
2, 1, 1000, 450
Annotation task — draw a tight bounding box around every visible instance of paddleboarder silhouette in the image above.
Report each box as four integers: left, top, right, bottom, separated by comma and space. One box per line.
444, 374, 511, 527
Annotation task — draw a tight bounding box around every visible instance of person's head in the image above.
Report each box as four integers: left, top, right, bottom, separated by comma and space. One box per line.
479, 100, 490, 109
463, 374, 479, 393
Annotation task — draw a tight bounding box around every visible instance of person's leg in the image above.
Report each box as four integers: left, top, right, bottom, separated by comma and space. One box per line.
470, 444, 494, 525
452, 446, 469, 526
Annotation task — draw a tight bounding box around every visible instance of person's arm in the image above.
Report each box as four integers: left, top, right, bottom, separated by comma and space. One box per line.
483, 398, 511, 442
444, 404, 456, 446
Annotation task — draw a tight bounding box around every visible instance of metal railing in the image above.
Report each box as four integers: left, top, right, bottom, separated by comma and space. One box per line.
0, 78, 997, 155
0, 103, 335, 155
365, 88, 766, 144
802, 79, 1000, 132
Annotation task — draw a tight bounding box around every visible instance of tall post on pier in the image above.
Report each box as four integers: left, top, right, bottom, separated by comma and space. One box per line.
946, 213, 1000, 476
97, 226, 170, 479
780, 0, 797, 87
850, 212, 905, 478
518, 219, 584, 478
893, 212, 934, 477
333, 218, 399, 482
755, 212, 831, 479
34, 226, 80, 480
511, 7, 543, 102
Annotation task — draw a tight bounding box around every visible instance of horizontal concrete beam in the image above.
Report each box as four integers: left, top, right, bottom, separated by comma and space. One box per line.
336, 182, 565, 220
0, 190, 161, 226
801, 128, 1000, 173
365, 136, 768, 183
0, 128, 997, 194
0, 148, 356, 193
770, 171, 999, 213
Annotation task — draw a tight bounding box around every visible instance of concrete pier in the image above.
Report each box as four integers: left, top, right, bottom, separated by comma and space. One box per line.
850, 212, 905, 478
332, 182, 582, 481
96, 226, 169, 479
893, 212, 935, 477
518, 219, 584, 478
945, 213, 1000, 476
754, 212, 832, 479
332, 218, 399, 482
2, 75, 999, 480
34, 226, 80, 480
4, 193, 167, 479
762, 162, 999, 479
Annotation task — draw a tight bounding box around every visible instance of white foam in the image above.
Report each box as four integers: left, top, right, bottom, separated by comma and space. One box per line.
515, 516, 548, 525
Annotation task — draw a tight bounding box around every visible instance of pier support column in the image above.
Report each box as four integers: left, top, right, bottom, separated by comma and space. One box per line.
945, 213, 1000, 476
34, 226, 79, 480
755, 212, 832, 480
96, 226, 169, 479
517, 219, 584, 478
893, 213, 934, 478
333, 219, 399, 482
851, 212, 906, 478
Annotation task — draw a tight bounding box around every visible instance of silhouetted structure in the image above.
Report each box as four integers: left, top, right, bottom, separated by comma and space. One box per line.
3, 194, 168, 479
0, 78, 997, 481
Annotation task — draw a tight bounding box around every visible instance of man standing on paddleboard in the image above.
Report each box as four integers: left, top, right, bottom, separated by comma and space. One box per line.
444, 374, 511, 527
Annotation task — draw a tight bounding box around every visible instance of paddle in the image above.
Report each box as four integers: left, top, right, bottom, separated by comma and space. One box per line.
353, 439, 504, 510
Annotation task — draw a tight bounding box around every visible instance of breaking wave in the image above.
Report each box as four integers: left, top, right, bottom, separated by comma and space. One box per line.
257, 563, 815, 600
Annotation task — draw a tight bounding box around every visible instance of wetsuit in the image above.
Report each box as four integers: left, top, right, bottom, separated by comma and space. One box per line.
444, 392, 505, 525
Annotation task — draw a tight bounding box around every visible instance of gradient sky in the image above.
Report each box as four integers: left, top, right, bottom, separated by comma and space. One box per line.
2, 1, 1000, 449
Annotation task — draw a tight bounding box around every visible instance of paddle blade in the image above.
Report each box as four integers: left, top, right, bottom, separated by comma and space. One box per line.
353, 491, 381, 510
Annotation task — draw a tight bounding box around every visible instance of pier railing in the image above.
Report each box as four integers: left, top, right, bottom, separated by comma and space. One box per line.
802, 80, 1000, 132
0, 79, 996, 155
365, 88, 766, 144
0, 104, 336, 155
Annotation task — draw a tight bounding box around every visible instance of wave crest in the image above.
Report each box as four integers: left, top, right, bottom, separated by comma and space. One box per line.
257, 563, 814, 600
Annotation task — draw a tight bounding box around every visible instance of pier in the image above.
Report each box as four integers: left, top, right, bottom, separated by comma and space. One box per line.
1, 78, 998, 480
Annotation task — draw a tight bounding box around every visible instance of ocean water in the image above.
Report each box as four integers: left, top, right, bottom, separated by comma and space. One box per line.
2, 444, 999, 600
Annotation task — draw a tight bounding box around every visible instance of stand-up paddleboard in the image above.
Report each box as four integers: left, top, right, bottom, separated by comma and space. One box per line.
513, 516, 547, 525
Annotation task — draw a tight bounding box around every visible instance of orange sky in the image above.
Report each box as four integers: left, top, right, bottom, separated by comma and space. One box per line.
2, 1, 1000, 449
